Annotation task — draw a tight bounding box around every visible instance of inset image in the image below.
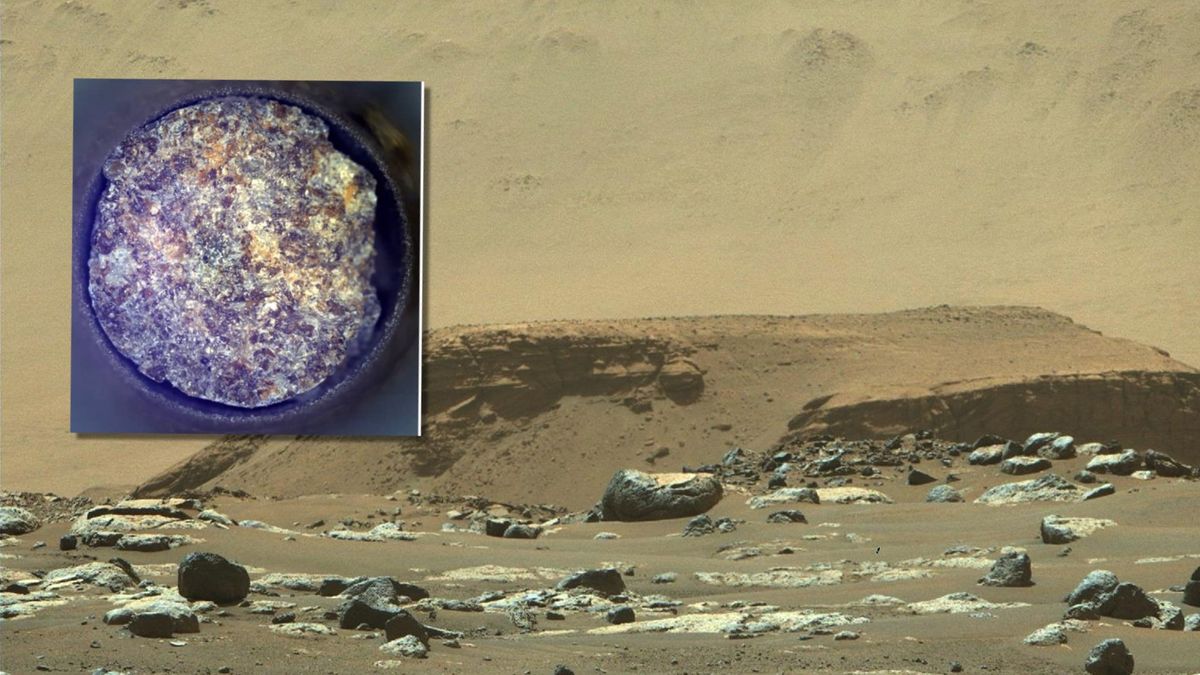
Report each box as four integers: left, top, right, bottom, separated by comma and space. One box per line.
71, 79, 423, 435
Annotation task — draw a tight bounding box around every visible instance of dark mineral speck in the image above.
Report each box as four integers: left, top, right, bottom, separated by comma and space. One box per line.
88, 96, 380, 407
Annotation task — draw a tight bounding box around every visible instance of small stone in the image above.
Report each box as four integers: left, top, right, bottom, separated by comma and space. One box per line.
59, 534, 78, 551
1082, 483, 1115, 501
606, 605, 635, 625
651, 572, 678, 584
553, 666, 576, 675
833, 630, 859, 640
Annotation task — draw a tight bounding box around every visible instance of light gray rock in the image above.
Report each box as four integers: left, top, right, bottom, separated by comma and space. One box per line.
1086, 450, 1141, 476
379, 634, 428, 658
1001, 456, 1052, 476
748, 487, 820, 509
925, 485, 964, 503
967, 445, 1005, 465
1039, 436, 1077, 460
1024, 624, 1067, 646
975, 474, 1081, 505
1040, 515, 1116, 544
0, 507, 40, 535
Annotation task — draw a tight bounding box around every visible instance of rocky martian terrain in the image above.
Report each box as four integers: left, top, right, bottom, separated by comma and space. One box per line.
3, 307, 1199, 674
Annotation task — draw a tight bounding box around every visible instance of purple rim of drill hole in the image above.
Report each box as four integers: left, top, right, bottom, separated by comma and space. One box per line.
74, 86, 414, 433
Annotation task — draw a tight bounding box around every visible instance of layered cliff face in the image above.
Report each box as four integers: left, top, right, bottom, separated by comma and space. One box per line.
785, 371, 1200, 455
133, 307, 1199, 508
424, 325, 705, 426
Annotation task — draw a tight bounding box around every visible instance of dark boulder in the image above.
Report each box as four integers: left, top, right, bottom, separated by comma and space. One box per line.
557, 568, 626, 596
1084, 638, 1134, 675
978, 550, 1033, 587
1098, 582, 1159, 620
383, 609, 430, 646
177, 552, 249, 604
1181, 566, 1200, 607
600, 469, 722, 521
907, 469, 936, 486
606, 605, 635, 624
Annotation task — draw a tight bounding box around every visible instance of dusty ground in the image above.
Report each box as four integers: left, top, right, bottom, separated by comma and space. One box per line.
3, 446, 1199, 674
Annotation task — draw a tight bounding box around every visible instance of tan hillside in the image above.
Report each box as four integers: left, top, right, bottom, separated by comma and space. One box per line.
134, 306, 1200, 509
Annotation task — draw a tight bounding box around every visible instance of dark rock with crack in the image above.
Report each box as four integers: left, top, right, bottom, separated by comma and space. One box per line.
599, 469, 722, 521
177, 552, 249, 604
88, 96, 379, 408
1084, 638, 1134, 675
978, 550, 1033, 587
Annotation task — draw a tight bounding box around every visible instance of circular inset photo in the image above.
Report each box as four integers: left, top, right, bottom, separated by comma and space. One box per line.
71, 80, 423, 435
